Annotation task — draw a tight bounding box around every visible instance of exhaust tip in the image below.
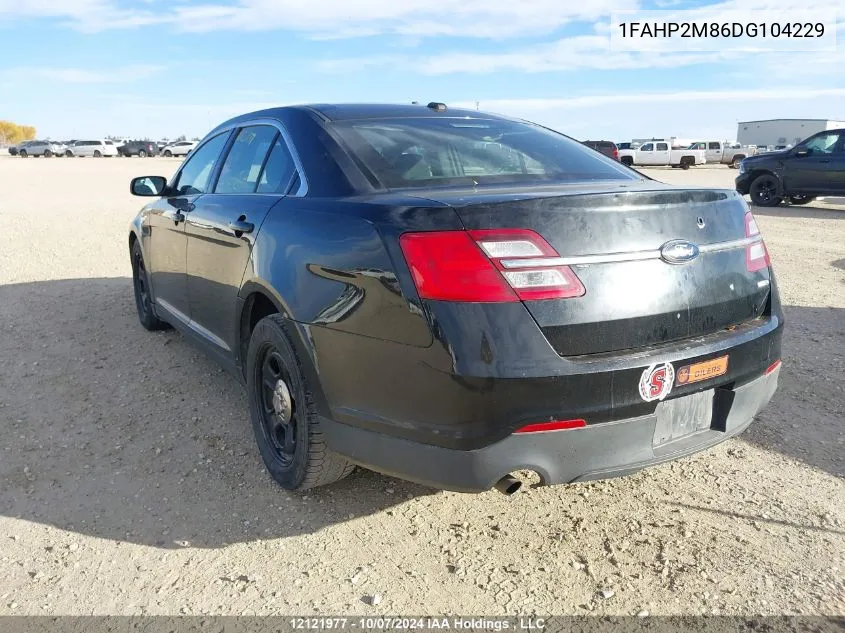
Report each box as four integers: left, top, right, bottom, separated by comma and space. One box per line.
494, 474, 522, 495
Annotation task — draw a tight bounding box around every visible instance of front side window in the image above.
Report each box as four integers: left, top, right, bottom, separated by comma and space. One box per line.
641, 143, 654, 152
172, 133, 229, 195
797, 132, 841, 155
332, 117, 637, 189
215, 126, 278, 194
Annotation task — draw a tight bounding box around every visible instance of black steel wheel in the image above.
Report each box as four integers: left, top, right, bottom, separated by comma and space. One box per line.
131, 240, 169, 331
246, 314, 354, 490
749, 174, 782, 207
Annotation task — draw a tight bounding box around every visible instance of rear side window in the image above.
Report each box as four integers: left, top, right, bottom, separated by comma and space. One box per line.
173, 133, 228, 195
708, 142, 721, 150
215, 125, 278, 194
332, 118, 636, 189
656, 143, 669, 151
256, 137, 296, 194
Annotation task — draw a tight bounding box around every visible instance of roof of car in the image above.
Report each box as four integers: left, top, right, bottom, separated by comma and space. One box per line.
214, 103, 508, 130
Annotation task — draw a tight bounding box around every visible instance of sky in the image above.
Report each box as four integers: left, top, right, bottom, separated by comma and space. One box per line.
0, 0, 843, 142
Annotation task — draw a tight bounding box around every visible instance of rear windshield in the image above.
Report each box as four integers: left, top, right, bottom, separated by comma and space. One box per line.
332, 118, 638, 189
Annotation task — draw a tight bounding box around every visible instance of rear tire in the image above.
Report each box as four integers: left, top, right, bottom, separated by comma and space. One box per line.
19, 150, 27, 158
680, 157, 691, 170
94, 150, 102, 158
131, 241, 169, 331
65, 150, 73, 157
164, 150, 172, 157
749, 174, 782, 207
138, 150, 147, 158
44, 149, 53, 158
246, 314, 355, 491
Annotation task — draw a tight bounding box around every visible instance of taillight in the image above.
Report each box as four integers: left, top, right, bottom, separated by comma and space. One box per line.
514, 419, 586, 433
399, 229, 585, 302
765, 359, 782, 375
612, 148, 619, 160
744, 211, 770, 272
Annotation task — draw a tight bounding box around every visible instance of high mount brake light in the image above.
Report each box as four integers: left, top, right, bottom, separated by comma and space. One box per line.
399, 229, 586, 302
744, 211, 771, 272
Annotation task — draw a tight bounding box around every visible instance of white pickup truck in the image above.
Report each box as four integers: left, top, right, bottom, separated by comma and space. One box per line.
617, 141, 706, 169
688, 141, 757, 168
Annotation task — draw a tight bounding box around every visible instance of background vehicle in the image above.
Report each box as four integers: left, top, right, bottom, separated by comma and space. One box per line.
618, 141, 706, 169
17, 140, 67, 157
736, 128, 845, 206
118, 140, 158, 157
69, 139, 118, 157
617, 141, 640, 151
582, 140, 619, 160
161, 141, 197, 157
8, 140, 37, 156
128, 103, 781, 494
689, 141, 757, 167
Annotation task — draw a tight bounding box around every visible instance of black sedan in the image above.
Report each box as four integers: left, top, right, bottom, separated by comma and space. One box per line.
128, 103, 783, 493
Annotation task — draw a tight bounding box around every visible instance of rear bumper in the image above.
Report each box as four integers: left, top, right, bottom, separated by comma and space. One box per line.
321, 367, 779, 492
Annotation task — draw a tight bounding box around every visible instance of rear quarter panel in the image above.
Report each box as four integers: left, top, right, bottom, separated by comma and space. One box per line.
243, 196, 463, 347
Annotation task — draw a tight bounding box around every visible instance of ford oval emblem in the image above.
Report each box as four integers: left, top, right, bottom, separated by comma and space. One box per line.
660, 240, 699, 264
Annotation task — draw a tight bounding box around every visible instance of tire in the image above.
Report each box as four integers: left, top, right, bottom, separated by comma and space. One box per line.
19, 150, 27, 158
788, 195, 815, 205
730, 155, 744, 169
749, 174, 782, 207
680, 157, 691, 170
164, 150, 172, 157
138, 150, 146, 158
44, 149, 53, 158
131, 240, 169, 331
65, 150, 73, 157
620, 156, 633, 167
94, 150, 102, 157
246, 314, 355, 491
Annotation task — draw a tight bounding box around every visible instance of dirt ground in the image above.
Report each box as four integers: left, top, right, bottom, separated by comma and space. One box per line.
0, 157, 842, 617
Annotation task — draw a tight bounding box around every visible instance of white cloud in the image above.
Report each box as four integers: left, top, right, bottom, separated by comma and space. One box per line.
1, 64, 165, 84
0, 0, 639, 38
457, 88, 845, 114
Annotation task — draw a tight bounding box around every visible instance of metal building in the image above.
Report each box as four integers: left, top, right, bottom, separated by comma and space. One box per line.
737, 119, 845, 148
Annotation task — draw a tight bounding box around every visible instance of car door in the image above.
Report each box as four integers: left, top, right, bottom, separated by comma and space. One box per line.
638, 142, 655, 165
707, 142, 722, 163
784, 131, 843, 194
146, 132, 231, 327
655, 142, 671, 164
185, 124, 299, 362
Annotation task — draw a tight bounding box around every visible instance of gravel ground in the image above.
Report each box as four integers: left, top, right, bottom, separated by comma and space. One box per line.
0, 157, 842, 616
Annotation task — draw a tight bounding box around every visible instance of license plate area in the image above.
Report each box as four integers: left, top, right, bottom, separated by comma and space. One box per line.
653, 389, 714, 448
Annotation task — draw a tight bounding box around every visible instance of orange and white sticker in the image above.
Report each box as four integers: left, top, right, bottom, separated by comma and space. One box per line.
676, 356, 729, 386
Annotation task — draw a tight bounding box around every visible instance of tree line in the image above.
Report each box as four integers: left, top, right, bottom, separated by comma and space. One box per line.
0, 120, 37, 145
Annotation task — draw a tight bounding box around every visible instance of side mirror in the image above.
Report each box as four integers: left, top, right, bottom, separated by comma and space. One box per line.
130, 176, 167, 196
793, 149, 810, 158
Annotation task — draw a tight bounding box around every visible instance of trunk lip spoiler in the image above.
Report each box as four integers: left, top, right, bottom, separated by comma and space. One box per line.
499, 235, 763, 269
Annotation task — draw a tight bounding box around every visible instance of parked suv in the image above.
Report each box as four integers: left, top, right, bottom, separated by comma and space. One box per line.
582, 140, 619, 160
736, 129, 845, 206
128, 103, 781, 494
69, 139, 118, 157
161, 141, 197, 157
118, 140, 158, 157
17, 140, 67, 157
